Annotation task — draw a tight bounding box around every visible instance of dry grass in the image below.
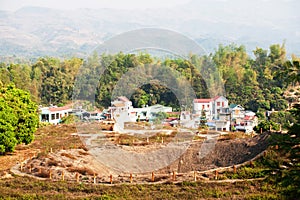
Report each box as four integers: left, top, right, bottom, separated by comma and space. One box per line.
0, 176, 280, 199
33, 124, 84, 153
0, 124, 84, 172
61, 152, 77, 160
78, 150, 90, 156
218, 132, 251, 141
115, 131, 178, 146
67, 166, 95, 175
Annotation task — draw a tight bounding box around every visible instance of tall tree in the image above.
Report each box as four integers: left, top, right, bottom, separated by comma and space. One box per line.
0, 84, 38, 153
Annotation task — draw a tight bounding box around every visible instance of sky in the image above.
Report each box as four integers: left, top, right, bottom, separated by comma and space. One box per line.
0, 0, 192, 11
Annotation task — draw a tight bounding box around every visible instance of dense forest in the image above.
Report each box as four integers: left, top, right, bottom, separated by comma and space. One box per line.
0, 43, 299, 117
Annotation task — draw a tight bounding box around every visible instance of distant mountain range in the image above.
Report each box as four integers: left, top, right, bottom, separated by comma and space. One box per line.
0, 0, 299, 61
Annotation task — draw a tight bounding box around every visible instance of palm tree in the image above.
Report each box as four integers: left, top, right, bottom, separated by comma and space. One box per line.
283, 60, 300, 86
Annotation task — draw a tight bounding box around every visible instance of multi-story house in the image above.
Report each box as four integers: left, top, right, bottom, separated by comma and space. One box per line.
193, 96, 229, 120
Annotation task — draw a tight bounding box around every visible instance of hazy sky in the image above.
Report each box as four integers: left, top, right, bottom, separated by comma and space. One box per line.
0, 0, 192, 11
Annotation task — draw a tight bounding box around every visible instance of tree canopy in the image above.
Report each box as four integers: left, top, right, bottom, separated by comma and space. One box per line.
0, 84, 38, 153
0, 43, 298, 114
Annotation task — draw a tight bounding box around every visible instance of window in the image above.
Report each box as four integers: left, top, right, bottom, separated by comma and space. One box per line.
217, 102, 220, 106
56, 113, 59, 119
207, 104, 210, 108
51, 114, 55, 120
222, 102, 224, 107
202, 105, 205, 109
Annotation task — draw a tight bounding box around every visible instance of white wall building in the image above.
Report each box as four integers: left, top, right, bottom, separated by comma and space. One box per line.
193, 98, 213, 119
39, 105, 72, 125
194, 96, 229, 120
229, 104, 245, 119
111, 96, 173, 124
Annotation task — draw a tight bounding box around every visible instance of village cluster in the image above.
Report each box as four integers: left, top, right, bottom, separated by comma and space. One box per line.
39, 96, 258, 133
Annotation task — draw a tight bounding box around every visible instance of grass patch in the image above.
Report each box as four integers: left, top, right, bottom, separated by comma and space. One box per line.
115, 131, 178, 146
224, 166, 269, 179
0, 176, 282, 199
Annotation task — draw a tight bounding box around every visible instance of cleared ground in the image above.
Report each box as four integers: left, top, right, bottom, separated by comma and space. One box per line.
0, 124, 269, 184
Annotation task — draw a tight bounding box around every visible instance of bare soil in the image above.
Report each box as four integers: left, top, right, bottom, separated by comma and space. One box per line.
157, 133, 269, 174
0, 124, 270, 184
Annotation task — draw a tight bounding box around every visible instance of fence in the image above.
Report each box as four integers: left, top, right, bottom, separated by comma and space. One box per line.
14, 149, 271, 185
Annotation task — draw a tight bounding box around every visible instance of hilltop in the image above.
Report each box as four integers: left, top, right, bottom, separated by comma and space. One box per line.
0, 0, 299, 59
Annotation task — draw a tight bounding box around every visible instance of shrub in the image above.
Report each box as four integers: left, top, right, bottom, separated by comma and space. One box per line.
61, 115, 79, 124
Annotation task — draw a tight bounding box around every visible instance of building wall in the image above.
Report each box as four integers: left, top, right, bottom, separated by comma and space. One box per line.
231, 106, 245, 119
213, 96, 229, 119
193, 101, 213, 120
40, 107, 72, 125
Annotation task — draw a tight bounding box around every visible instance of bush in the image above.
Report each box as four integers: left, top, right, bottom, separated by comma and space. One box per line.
256, 111, 265, 120
38, 122, 51, 128
0, 84, 38, 153
61, 115, 79, 124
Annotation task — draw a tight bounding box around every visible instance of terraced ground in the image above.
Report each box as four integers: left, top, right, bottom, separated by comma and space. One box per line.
0, 124, 295, 199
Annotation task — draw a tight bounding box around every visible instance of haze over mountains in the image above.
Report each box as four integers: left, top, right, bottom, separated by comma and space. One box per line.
0, 0, 299, 60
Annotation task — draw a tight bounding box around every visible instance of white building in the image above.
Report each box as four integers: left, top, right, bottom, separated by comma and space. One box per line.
111, 96, 133, 114
110, 96, 173, 123
39, 105, 72, 125
235, 112, 258, 133
229, 104, 245, 119
194, 96, 229, 120
206, 113, 231, 131
193, 98, 213, 119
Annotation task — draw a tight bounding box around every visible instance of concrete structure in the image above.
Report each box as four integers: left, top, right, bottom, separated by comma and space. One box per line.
235, 112, 258, 133
110, 97, 173, 125
39, 105, 72, 124
111, 96, 133, 113
229, 104, 245, 119
193, 96, 229, 120
206, 113, 231, 131
216, 112, 231, 131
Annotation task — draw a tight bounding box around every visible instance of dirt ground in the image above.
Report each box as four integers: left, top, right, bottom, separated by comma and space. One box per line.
0, 124, 270, 184
157, 133, 269, 174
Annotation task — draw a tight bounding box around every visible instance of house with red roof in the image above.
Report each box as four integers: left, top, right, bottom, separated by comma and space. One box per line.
193, 96, 229, 120
235, 111, 258, 133
39, 104, 73, 124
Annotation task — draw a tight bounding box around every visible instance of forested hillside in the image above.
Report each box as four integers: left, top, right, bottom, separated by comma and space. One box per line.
0, 43, 299, 114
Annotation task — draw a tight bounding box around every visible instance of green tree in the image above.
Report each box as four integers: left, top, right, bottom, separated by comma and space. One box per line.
0, 84, 38, 153
269, 111, 295, 130
199, 109, 208, 129
254, 120, 280, 132
154, 112, 167, 124
281, 60, 300, 86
